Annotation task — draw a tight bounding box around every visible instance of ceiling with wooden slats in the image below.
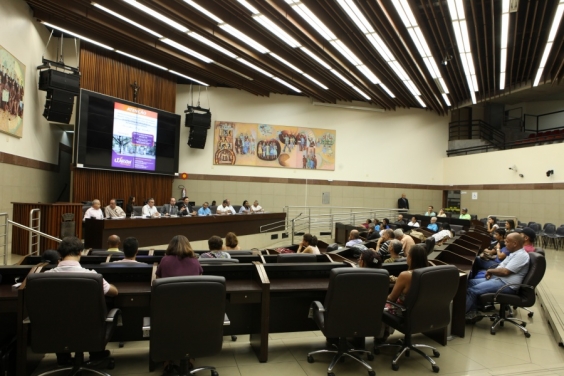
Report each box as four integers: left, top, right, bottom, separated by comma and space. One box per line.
25, 0, 564, 115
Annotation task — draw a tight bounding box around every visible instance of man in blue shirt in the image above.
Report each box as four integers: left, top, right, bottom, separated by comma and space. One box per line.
197, 202, 212, 216
427, 217, 438, 232
465, 232, 530, 320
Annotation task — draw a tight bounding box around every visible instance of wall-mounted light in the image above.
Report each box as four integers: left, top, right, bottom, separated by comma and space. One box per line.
519, 174, 524, 178
546, 170, 554, 177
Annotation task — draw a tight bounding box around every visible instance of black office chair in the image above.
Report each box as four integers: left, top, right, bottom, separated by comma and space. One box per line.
277, 253, 317, 263
375, 265, 459, 373
424, 237, 436, 254
99, 261, 150, 267
25, 273, 122, 376
147, 276, 227, 375
307, 268, 390, 376
478, 252, 546, 337
198, 258, 239, 264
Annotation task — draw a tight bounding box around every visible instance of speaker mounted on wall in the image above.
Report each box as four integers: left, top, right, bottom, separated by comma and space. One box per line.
185, 105, 211, 149
37, 59, 80, 124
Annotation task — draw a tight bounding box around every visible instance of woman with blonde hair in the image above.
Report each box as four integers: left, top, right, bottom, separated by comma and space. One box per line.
155, 235, 202, 278
225, 232, 241, 250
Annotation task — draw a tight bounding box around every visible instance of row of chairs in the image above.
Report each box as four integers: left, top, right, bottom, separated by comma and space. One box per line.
527, 222, 564, 250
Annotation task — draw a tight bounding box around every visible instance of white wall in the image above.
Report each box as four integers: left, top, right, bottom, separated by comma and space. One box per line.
443, 142, 564, 185
176, 86, 449, 185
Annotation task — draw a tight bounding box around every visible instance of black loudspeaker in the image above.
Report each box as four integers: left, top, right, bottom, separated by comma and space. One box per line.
43, 89, 75, 124
188, 127, 208, 149
185, 111, 211, 128
39, 70, 80, 94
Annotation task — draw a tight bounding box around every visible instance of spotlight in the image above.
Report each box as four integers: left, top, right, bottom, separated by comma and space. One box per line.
519, 174, 524, 178
509, 165, 518, 172
546, 170, 554, 177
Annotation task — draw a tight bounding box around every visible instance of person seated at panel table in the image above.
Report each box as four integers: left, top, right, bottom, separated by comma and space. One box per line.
239, 200, 251, 214
197, 202, 212, 216
105, 198, 126, 219
160, 197, 179, 216
126, 196, 136, 218
459, 208, 472, 220
178, 196, 196, 216
216, 199, 236, 215
250, 200, 264, 213
297, 233, 320, 254
83, 199, 104, 221
200, 236, 232, 259
106, 235, 122, 252
427, 217, 439, 232
47, 236, 118, 366
225, 232, 241, 250
437, 209, 447, 218
142, 198, 160, 218
155, 235, 202, 278
407, 216, 420, 228
114, 237, 140, 263
424, 206, 436, 217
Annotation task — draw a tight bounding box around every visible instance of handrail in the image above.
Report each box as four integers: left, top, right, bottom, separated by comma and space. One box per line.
29, 209, 41, 256
9, 219, 62, 246
448, 119, 505, 149
0, 213, 7, 265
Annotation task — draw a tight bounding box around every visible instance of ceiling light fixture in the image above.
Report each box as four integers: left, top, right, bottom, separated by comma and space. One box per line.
269, 53, 303, 74
41, 22, 114, 50
448, 0, 478, 104
169, 70, 209, 86
500, 0, 510, 90
124, 0, 188, 33
182, 0, 224, 23
237, 0, 260, 14
188, 32, 238, 59
253, 15, 302, 48
533, 0, 564, 87
391, 0, 450, 107
219, 24, 270, 54
299, 47, 332, 69
303, 74, 329, 90
272, 77, 301, 92
116, 50, 168, 70
160, 38, 214, 63
237, 58, 274, 77
92, 2, 163, 38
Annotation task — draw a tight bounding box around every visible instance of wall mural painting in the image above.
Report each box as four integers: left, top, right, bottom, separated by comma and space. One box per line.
213, 121, 335, 171
0, 45, 25, 138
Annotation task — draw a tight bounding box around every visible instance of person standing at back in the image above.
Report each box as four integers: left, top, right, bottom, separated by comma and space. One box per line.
155, 235, 202, 278
397, 193, 409, 211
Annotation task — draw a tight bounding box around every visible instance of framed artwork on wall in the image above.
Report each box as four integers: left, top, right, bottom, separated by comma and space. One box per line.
0, 45, 25, 138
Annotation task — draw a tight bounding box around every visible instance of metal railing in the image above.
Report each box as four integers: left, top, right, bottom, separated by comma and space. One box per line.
448, 120, 505, 149
29, 209, 41, 257
260, 206, 405, 244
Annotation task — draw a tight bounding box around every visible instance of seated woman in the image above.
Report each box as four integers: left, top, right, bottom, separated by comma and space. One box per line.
358, 248, 382, 268
361, 219, 372, 229
472, 229, 508, 277
407, 217, 420, 228
156, 235, 203, 278
427, 217, 439, 232
437, 209, 447, 218
376, 245, 428, 343
373, 219, 381, 232
225, 232, 241, 250
486, 216, 499, 234
296, 233, 320, 254
505, 218, 516, 233
378, 218, 390, 236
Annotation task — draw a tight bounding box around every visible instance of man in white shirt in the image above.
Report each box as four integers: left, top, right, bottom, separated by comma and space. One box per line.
250, 200, 264, 213
216, 199, 236, 215
345, 230, 363, 247
104, 199, 126, 219
142, 198, 160, 218
114, 237, 140, 262
83, 199, 104, 221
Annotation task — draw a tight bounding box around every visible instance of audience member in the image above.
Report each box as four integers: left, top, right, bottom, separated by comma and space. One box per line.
466, 233, 529, 320
297, 234, 320, 254
516, 227, 536, 252
486, 216, 499, 234
505, 219, 516, 233
105, 199, 126, 219
225, 232, 241, 250
397, 193, 409, 210
394, 228, 414, 255
361, 219, 372, 229
427, 217, 438, 232
394, 214, 405, 225
366, 223, 380, 241
373, 219, 381, 232
160, 198, 179, 216
250, 200, 264, 213
345, 230, 363, 247
114, 237, 139, 262
472, 229, 508, 274
239, 200, 251, 214
126, 196, 135, 217
106, 235, 122, 252
47, 236, 117, 365
216, 199, 236, 215
197, 202, 212, 216
155, 235, 202, 278
142, 198, 160, 218
424, 206, 436, 217
384, 240, 406, 263
179, 197, 196, 216
407, 217, 420, 228
83, 199, 104, 221
358, 249, 382, 268
432, 224, 453, 244
459, 208, 471, 220
437, 209, 447, 218
41, 249, 61, 264
379, 218, 390, 236
211, 200, 217, 206
376, 229, 395, 260
200, 236, 232, 259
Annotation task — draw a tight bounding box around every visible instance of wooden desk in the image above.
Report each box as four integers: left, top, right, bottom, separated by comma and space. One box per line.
84, 213, 286, 248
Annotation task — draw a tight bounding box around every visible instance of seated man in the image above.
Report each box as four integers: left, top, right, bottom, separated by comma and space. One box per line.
114, 237, 139, 262
465, 233, 530, 320
160, 197, 179, 216
179, 196, 196, 216
393, 228, 414, 255
142, 198, 160, 218
376, 229, 395, 260
383, 240, 406, 263
366, 223, 380, 241
83, 199, 104, 221
250, 200, 264, 213
46, 236, 118, 365
199, 236, 232, 259
394, 214, 406, 225
345, 229, 363, 247
459, 208, 471, 220
107, 235, 122, 252
407, 216, 420, 228
427, 216, 438, 232
216, 199, 236, 215
516, 227, 536, 252
104, 199, 126, 219
197, 202, 212, 216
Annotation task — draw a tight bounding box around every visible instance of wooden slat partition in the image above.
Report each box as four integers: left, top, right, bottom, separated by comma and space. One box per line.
11, 203, 83, 255
72, 168, 173, 207
79, 45, 176, 112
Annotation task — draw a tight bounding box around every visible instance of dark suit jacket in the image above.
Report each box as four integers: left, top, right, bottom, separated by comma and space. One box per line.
398, 197, 409, 210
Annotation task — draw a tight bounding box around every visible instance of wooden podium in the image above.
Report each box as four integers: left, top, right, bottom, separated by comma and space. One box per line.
11, 202, 84, 255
